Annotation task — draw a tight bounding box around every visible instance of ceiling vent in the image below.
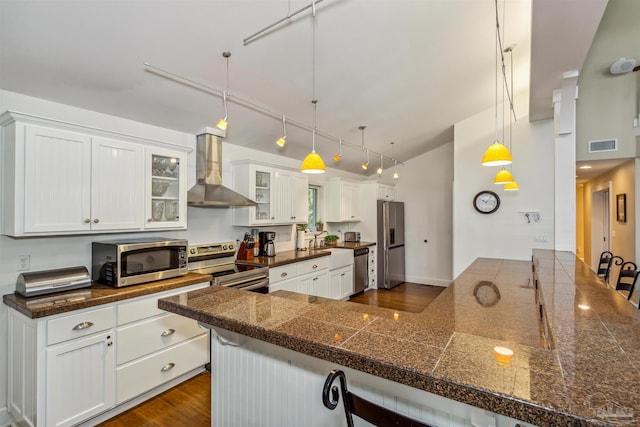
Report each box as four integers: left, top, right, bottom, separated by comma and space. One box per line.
588, 138, 618, 153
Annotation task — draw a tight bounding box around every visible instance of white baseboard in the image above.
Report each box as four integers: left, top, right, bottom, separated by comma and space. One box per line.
404, 275, 451, 287
0, 406, 14, 427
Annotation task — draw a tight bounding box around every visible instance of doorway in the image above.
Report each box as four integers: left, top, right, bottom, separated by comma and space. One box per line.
591, 182, 612, 270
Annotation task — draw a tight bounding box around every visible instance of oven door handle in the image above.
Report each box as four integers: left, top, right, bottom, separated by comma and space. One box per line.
218, 275, 268, 289
235, 278, 269, 292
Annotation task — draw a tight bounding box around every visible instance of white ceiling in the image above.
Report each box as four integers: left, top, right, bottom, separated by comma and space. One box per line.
0, 0, 608, 175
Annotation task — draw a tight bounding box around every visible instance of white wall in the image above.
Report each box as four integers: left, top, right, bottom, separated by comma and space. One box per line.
394, 142, 454, 286
453, 93, 555, 277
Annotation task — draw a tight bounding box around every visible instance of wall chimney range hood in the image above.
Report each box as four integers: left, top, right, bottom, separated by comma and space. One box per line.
187, 128, 257, 208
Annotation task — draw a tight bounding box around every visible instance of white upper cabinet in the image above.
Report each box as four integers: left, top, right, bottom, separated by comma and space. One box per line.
144, 147, 187, 229
232, 161, 308, 226
1, 112, 188, 236
377, 184, 395, 201
326, 179, 360, 222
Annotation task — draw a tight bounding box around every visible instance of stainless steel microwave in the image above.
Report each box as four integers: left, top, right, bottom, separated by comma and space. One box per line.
92, 238, 188, 287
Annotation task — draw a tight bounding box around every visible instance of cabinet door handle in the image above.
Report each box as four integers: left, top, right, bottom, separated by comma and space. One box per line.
161, 328, 175, 337
313, 277, 318, 281
93, 218, 100, 224
148, 218, 153, 222
312, 264, 318, 269
84, 218, 91, 223
281, 272, 288, 277
160, 362, 175, 372
107, 341, 113, 347
72, 321, 93, 331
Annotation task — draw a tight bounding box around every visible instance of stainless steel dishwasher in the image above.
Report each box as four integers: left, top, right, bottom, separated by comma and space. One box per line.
353, 247, 369, 294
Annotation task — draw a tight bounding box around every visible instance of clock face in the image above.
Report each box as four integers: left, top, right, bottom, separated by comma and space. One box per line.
473, 190, 500, 214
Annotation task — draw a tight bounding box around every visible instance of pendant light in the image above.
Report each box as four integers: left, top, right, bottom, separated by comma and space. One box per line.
216, 51, 231, 131
481, 1, 511, 167
276, 115, 287, 147
377, 154, 383, 175
393, 161, 399, 180
300, 0, 326, 174
494, 168, 514, 184
503, 181, 519, 191
301, 100, 326, 174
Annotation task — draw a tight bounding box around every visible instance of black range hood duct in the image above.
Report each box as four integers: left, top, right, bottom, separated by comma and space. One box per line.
187, 128, 257, 208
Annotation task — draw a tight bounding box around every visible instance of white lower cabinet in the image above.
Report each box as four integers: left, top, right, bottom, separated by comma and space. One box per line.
7, 281, 209, 426
329, 265, 354, 300
45, 330, 115, 427
268, 257, 331, 298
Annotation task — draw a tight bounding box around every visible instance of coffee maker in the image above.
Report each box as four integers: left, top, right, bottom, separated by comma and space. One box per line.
258, 231, 276, 257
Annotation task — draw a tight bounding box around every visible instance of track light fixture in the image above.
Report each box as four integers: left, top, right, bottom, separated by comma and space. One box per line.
276, 115, 287, 147
362, 149, 369, 170
377, 154, 383, 175
333, 138, 343, 162
390, 141, 399, 179
216, 51, 231, 131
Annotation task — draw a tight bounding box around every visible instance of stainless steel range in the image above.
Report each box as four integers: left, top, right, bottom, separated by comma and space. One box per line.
187, 241, 269, 293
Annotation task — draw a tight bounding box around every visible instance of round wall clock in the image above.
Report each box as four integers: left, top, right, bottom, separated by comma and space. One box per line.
473, 190, 500, 214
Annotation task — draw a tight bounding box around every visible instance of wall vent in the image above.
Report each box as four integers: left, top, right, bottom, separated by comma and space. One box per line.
588, 138, 618, 153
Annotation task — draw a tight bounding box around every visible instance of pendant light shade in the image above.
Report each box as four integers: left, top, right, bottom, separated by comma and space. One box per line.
301, 149, 326, 174
503, 181, 519, 191
493, 168, 514, 185
482, 141, 512, 166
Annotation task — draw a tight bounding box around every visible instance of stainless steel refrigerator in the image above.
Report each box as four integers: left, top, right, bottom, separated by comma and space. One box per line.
377, 200, 405, 289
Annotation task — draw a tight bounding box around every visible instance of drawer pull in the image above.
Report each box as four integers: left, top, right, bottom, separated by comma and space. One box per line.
160, 362, 175, 372
161, 328, 175, 337
312, 264, 318, 269
281, 272, 288, 277
72, 321, 94, 331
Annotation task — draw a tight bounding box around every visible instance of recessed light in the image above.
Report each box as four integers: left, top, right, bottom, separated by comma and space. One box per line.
579, 165, 592, 170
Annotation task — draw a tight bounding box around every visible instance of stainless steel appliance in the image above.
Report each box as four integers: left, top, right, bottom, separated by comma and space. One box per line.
16, 266, 91, 297
353, 247, 369, 294
258, 231, 276, 257
377, 200, 405, 289
188, 241, 269, 293
92, 238, 188, 287
187, 128, 257, 207
344, 231, 361, 242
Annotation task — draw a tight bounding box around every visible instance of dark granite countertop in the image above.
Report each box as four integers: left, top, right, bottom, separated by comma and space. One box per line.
236, 249, 330, 268
3, 272, 212, 319
332, 241, 376, 249
158, 250, 640, 426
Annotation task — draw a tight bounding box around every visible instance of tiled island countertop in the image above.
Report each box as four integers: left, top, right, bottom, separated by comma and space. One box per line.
159, 250, 640, 426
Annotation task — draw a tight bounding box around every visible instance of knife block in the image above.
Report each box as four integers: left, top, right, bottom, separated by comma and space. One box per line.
236, 242, 254, 260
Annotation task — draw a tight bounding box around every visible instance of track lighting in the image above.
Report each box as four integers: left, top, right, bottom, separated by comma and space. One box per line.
216, 51, 231, 131
276, 115, 287, 147
391, 142, 399, 179
362, 149, 369, 170
377, 154, 383, 175
333, 138, 343, 162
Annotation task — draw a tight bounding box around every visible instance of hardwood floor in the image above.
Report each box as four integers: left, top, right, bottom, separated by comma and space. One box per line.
100, 282, 445, 426
348, 282, 445, 313
97, 372, 210, 427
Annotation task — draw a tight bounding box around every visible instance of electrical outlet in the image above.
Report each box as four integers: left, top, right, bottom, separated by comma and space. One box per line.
17, 255, 30, 271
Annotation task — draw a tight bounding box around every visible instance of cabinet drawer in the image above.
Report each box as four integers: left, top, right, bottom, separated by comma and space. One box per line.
116, 333, 208, 404
117, 313, 207, 364
117, 282, 210, 325
297, 257, 329, 276
269, 264, 298, 284
47, 306, 115, 346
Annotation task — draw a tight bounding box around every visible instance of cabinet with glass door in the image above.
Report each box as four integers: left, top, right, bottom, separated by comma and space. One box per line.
145, 148, 187, 229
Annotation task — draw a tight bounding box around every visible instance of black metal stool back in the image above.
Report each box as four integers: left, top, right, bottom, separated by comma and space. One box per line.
615, 261, 639, 301
323, 370, 433, 427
